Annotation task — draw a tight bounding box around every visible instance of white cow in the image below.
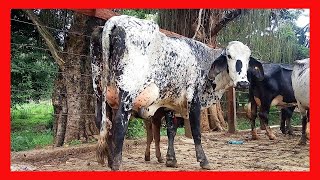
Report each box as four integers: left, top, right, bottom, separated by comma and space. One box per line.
292, 58, 310, 145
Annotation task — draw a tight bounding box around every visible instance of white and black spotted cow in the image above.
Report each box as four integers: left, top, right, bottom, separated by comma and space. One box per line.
90, 15, 263, 170
292, 58, 310, 145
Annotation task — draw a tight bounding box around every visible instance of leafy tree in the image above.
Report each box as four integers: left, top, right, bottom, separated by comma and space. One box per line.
11, 10, 58, 105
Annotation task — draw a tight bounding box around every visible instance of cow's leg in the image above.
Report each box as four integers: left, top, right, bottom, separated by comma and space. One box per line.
298, 111, 308, 145
143, 118, 153, 161
281, 107, 295, 135
306, 110, 310, 139
165, 111, 178, 167
280, 109, 286, 134
250, 101, 259, 140
153, 115, 164, 163
259, 119, 266, 130
189, 94, 210, 170
111, 90, 132, 171
258, 104, 276, 140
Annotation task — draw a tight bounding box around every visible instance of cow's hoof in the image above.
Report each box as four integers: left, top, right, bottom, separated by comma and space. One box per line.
298, 137, 307, 145
287, 129, 294, 136
166, 159, 178, 168
107, 158, 113, 168
145, 155, 151, 162
268, 134, 277, 140
157, 157, 164, 163
251, 135, 260, 140
107, 162, 112, 168
200, 161, 211, 170
306, 122, 310, 139
111, 166, 120, 171
251, 129, 259, 140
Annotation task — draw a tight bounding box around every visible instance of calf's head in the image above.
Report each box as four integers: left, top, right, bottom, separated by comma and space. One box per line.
208, 41, 263, 89
247, 57, 264, 83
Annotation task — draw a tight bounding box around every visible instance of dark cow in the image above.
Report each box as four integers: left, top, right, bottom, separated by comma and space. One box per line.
247, 62, 297, 140
292, 58, 310, 145
91, 15, 263, 170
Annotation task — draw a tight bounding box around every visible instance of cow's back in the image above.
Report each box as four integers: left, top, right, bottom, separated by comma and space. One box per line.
251, 63, 296, 104
292, 58, 310, 109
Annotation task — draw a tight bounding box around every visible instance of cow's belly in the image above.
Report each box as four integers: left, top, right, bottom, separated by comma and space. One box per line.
270, 95, 286, 106
138, 90, 189, 119
106, 83, 160, 110
254, 95, 293, 108
107, 83, 189, 118
292, 65, 310, 109
139, 100, 189, 120
293, 82, 309, 109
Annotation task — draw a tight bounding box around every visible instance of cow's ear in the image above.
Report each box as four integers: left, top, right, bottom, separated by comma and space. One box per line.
249, 57, 264, 81
221, 48, 226, 56
208, 54, 228, 80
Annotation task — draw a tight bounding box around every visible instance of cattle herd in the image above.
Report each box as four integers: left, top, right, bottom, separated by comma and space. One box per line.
89, 15, 310, 171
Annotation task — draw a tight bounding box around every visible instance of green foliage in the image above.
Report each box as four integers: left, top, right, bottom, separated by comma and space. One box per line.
11, 10, 58, 106
218, 9, 309, 63
11, 101, 54, 151
120, 9, 158, 21
126, 118, 146, 139
11, 130, 53, 151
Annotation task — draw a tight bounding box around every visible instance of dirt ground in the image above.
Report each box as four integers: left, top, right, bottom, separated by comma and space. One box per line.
11, 127, 309, 172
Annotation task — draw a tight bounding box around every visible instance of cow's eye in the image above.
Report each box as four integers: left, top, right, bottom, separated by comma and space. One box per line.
227, 55, 232, 59
254, 66, 259, 70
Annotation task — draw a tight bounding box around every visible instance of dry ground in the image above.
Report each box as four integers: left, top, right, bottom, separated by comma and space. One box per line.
11, 127, 309, 172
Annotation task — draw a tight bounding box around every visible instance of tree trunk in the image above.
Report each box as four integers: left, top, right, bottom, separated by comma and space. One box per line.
208, 104, 224, 131
38, 12, 105, 146
184, 118, 192, 138
216, 101, 227, 128
52, 71, 67, 147
226, 87, 236, 133
200, 109, 210, 132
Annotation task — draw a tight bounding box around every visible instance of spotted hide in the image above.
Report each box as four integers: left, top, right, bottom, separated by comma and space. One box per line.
292, 58, 310, 145
90, 15, 263, 170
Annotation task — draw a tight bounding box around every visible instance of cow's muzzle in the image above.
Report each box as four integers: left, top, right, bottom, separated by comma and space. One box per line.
236, 81, 250, 90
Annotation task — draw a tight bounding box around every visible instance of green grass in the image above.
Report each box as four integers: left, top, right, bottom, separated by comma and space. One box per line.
126, 117, 146, 139
11, 130, 53, 151
160, 127, 185, 136
10, 100, 54, 151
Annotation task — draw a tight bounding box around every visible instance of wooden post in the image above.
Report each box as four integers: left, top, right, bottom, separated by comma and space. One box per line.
200, 109, 210, 133
227, 87, 236, 133
184, 118, 192, 138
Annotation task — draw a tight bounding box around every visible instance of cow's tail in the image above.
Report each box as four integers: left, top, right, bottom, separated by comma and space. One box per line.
90, 26, 107, 165
91, 18, 119, 165
90, 26, 104, 130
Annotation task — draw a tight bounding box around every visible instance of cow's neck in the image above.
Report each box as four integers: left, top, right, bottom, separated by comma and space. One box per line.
199, 70, 233, 108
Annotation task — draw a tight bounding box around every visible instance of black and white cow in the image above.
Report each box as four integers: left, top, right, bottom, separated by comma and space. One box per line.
247, 62, 297, 140
90, 15, 263, 170
292, 58, 310, 145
